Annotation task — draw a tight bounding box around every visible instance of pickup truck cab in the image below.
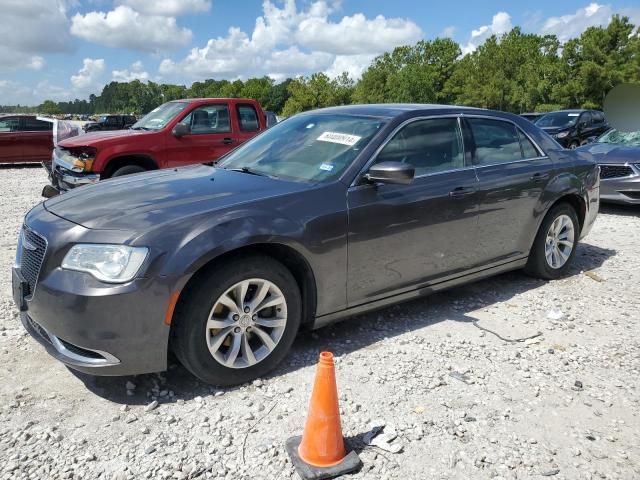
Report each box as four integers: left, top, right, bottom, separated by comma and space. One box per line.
83, 114, 137, 133
46, 98, 267, 195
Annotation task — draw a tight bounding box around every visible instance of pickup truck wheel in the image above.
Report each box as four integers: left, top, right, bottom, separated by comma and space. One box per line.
171, 255, 301, 386
525, 203, 579, 280
111, 165, 146, 177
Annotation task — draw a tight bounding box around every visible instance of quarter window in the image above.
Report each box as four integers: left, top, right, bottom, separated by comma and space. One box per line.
517, 129, 539, 159
180, 105, 231, 134
237, 104, 260, 131
468, 118, 523, 165
374, 118, 464, 176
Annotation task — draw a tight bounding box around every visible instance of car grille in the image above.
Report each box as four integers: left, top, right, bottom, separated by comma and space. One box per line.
19, 225, 47, 296
599, 165, 634, 179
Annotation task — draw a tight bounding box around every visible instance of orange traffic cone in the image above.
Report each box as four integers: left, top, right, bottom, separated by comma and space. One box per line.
286, 352, 362, 480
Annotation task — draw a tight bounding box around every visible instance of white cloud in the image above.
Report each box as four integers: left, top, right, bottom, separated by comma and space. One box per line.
0, 0, 72, 71
28, 56, 45, 70
461, 11, 512, 54
296, 13, 422, 55
441, 26, 456, 38
70, 5, 192, 52
71, 58, 106, 91
116, 0, 211, 16
159, 0, 422, 81
539, 3, 613, 41
112, 61, 150, 82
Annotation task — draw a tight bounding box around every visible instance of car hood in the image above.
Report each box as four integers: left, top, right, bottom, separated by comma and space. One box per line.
44, 165, 308, 231
575, 143, 640, 164
59, 129, 152, 148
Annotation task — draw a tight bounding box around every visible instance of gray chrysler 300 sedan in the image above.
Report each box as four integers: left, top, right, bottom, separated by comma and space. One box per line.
13, 104, 600, 386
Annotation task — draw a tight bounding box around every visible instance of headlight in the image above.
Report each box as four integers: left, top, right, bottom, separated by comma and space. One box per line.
556, 131, 569, 139
56, 148, 95, 173
62, 244, 148, 283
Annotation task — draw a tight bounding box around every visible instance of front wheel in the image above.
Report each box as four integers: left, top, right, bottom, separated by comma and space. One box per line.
525, 203, 579, 280
171, 255, 301, 386
111, 165, 146, 177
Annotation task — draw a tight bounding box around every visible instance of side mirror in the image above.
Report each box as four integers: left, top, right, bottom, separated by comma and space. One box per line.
365, 161, 415, 185
172, 123, 190, 137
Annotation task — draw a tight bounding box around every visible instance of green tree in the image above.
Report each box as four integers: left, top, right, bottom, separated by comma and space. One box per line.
281, 73, 354, 116
39, 100, 61, 115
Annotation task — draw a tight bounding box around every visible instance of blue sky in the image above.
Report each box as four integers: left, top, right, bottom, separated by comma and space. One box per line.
1, 0, 639, 105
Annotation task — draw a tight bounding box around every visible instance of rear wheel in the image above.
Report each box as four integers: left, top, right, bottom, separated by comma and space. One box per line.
525, 203, 579, 279
171, 255, 301, 386
111, 165, 146, 177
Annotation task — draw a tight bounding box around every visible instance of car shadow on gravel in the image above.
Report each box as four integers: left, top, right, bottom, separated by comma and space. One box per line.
599, 203, 640, 217
0, 163, 42, 170
70, 242, 616, 405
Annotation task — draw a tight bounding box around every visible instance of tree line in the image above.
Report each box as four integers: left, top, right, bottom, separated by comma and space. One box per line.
2, 15, 637, 117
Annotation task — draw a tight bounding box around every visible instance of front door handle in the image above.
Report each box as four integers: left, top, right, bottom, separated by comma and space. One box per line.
449, 186, 475, 198
222, 137, 234, 145
530, 172, 549, 183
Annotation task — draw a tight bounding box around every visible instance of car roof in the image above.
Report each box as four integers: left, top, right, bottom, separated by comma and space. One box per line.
302, 103, 488, 118
172, 98, 258, 105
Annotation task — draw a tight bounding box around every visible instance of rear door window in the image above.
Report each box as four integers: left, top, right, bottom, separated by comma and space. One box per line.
237, 104, 260, 131
0, 117, 20, 132
22, 117, 53, 132
467, 118, 522, 165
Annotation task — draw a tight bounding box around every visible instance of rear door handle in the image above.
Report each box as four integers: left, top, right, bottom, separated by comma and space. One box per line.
449, 186, 475, 198
222, 137, 234, 144
530, 172, 549, 183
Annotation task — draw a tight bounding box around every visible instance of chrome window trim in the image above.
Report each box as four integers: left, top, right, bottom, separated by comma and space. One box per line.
350, 114, 467, 187
350, 113, 551, 187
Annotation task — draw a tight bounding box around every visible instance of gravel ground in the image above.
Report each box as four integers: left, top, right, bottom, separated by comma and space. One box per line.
0, 165, 639, 480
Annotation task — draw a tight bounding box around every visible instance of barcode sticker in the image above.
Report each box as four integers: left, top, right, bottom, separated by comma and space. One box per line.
317, 131, 362, 146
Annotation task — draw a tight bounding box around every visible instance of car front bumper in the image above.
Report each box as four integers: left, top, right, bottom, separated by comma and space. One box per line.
13, 205, 176, 376
599, 165, 640, 205
43, 150, 100, 196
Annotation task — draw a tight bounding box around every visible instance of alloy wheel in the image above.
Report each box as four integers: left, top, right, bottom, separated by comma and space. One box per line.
205, 278, 287, 369
544, 214, 575, 269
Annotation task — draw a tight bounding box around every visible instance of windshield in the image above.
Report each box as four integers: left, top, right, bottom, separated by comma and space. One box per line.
132, 101, 189, 131
596, 129, 640, 146
218, 113, 387, 183
536, 112, 580, 128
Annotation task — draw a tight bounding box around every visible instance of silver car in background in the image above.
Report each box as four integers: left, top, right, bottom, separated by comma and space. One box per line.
577, 129, 640, 204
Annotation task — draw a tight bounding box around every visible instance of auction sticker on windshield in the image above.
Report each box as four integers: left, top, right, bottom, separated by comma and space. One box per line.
317, 131, 362, 146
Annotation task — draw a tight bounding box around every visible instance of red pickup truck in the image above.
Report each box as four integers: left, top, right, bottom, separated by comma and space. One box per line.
46, 98, 268, 195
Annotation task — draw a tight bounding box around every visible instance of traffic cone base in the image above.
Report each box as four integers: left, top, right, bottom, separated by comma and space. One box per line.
286, 352, 362, 479
286, 435, 362, 480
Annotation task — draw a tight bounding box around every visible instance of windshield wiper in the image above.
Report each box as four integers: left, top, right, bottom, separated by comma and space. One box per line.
227, 167, 269, 177
131, 126, 151, 131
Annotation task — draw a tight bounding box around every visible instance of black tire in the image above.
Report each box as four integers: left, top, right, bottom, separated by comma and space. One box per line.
568, 140, 579, 149
525, 202, 579, 280
111, 165, 146, 177
171, 255, 301, 386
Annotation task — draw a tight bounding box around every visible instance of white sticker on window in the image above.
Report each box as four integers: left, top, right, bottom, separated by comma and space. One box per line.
319, 163, 334, 171
568, 113, 580, 116
317, 131, 362, 146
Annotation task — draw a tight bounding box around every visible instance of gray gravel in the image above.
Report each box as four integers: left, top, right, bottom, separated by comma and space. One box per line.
1, 166, 639, 479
